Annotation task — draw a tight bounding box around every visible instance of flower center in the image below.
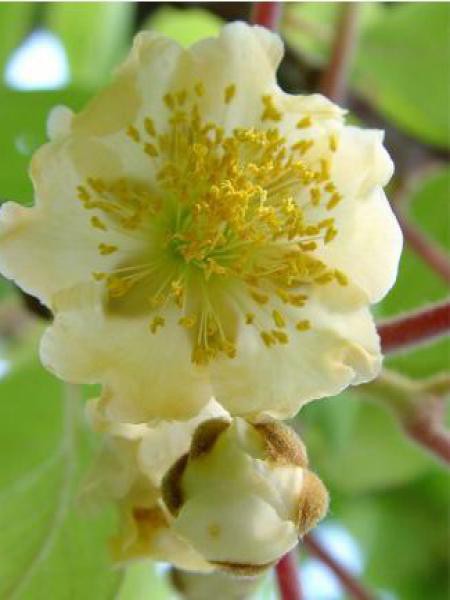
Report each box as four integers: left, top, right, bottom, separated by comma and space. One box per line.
76, 83, 347, 364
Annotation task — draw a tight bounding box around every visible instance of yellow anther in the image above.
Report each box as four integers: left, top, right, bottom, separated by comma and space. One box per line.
163, 93, 175, 109
272, 330, 289, 344
276, 289, 290, 304
324, 226, 338, 244
178, 315, 197, 329
296, 116, 312, 129
315, 272, 334, 285
329, 133, 338, 152
245, 313, 255, 325
261, 95, 282, 122
150, 315, 165, 334
318, 218, 334, 229
318, 158, 331, 181
310, 187, 321, 206
88, 177, 106, 193
90, 216, 107, 230
176, 90, 187, 105
144, 143, 159, 157
272, 309, 286, 328
251, 291, 269, 305
77, 185, 90, 202
326, 192, 342, 211
224, 84, 236, 104
335, 270, 348, 286
299, 241, 317, 251
144, 117, 156, 136
296, 320, 311, 332
292, 140, 314, 155
194, 82, 205, 97
261, 331, 275, 347
289, 294, 307, 307
221, 339, 237, 359
98, 243, 118, 255
324, 182, 336, 193
92, 272, 106, 281
126, 125, 140, 142
171, 280, 184, 306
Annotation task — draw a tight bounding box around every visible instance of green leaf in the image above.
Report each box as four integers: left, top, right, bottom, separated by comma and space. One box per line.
0, 3, 35, 73
145, 6, 223, 47
45, 3, 135, 88
376, 167, 450, 377
409, 167, 450, 250
340, 472, 449, 599
300, 391, 431, 493
118, 562, 172, 600
284, 4, 450, 148
283, 2, 384, 66
355, 3, 450, 148
0, 87, 90, 204
0, 347, 122, 598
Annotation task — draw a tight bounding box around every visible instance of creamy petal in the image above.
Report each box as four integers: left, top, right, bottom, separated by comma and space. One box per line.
210, 288, 381, 419
0, 136, 136, 306
331, 127, 394, 198
315, 186, 403, 303
174, 490, 298, 565
39, 284, 212, 421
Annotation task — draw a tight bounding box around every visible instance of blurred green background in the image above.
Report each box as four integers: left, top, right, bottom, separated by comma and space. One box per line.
0, 3, 448, 599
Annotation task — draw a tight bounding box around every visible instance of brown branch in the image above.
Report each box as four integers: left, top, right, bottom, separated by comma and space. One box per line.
362, 369, 450, 468
407, 413, 450, 465
378, 301, 450, 354
303, 535, 377, 600
276, 551, 303, 600
250, 2, 282, 31
319, 3, 360, 104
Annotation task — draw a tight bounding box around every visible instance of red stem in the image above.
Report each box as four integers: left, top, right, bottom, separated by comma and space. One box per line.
406, 412, 450, 466
378, 301, 450, 354
395, 210, 450, 284
276, 551, 303, 600
319, 3, 360, 104
303, 535, 377, 600
250, 2, 282, 31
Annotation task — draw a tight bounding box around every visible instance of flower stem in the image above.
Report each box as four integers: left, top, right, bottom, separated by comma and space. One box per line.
250, 2, 282, 31
407, 413, 450, 465
378, 301, 450, 354
275, 550, 302, 600
319, 3, 360, 103
303, 535, 377, 600
395, 209, 450, 283
362, 369, 450, 468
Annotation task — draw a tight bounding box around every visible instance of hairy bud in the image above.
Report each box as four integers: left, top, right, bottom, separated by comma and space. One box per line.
162, 418, 328, 572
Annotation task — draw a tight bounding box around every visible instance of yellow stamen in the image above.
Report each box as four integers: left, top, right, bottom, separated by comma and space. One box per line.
296, 320, 311, 331
224, 84, 236, 104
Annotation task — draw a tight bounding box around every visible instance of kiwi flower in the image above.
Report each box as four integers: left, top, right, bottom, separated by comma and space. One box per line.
0, 23, 402, 421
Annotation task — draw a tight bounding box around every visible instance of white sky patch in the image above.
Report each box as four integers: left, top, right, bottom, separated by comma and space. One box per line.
4, 29, 69, 91
302, 522, 364, 600
0, 359, 11, 380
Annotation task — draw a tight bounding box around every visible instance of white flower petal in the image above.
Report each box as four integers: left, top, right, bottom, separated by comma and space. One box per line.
40, 284, 212, 421
331, 127, 394, 198
174, 490, 298, 566
315, 186, 403, 303
210, 290, 381, 419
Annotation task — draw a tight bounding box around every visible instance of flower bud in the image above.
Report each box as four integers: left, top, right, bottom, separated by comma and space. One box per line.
80, 398, 228, 571
162, 418, 328, 573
